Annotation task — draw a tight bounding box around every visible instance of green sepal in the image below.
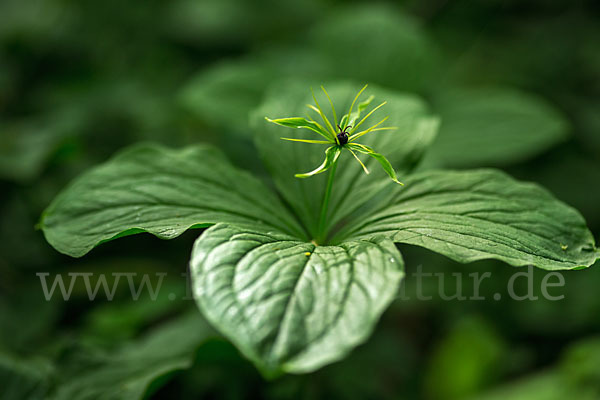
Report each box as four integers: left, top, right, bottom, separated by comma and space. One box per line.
340, 95, 374, 129
346, 143, 403, 185
295, 146, 341, 178
265, 117, 334, 142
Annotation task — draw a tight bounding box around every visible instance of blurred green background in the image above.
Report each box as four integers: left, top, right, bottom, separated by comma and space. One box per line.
1, 0, 599, 399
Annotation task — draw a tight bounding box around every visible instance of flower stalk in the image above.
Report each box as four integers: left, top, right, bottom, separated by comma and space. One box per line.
317, 158, 338, 244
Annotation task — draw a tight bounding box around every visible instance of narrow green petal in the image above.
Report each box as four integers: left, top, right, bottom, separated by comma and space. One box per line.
306, 105, 337, 139
281, 138, 331, 144
295, 146, 341, 178
307, 104, 322, 114
344, 84, 368, 129
368, 126, 397, 132
347, 143, 403, 185
265, 116, 332, 141
310, 88, 336, 136
305, 114, 331, 140
347, 147, 369, 175
348, 117, 391, 142
341, 95, 374, 128
350, 101, 387, 134
321, 86, 338, 127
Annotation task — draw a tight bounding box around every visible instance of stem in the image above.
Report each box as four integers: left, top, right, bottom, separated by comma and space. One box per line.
317, 159, 338, 244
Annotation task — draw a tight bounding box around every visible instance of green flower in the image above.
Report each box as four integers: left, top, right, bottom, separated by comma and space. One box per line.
265, 84, 403, 185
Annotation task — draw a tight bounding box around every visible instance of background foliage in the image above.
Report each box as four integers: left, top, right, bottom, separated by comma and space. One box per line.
1, 0, 598, 399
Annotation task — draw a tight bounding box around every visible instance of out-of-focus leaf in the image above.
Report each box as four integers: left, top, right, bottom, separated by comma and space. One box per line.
51, 312, 214, 400
423, 87, 569, 168
37, 78, 180, 145
190, 224, 404, 376
40, 143, 305, 257
81, 279, 187, 343
435, 11, 599, 99
165, 0, 322, 48
179, 4, 439, 136
308, 4, 440, 93
561, 337, 600, 388
304, 328, 417, 400
0, 352, 54, 400
469, 372, 568, 400
180, 61, 277, 133
0, 194, 55, 268
424, 317, 506, 400
0, 115, 80, 182
470, 337, 600, 400
0, 0, 69, 39
0, 288, 60, 353
179, 49, 331, 134
575, 99, 600, 157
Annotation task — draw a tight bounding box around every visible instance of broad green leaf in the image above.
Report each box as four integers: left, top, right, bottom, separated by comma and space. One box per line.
424, 87, 569, 168
336, 169, 598, 271
251, 80, 438, 240
51, 313, 214, 400
41, 143, 305, 257
190, 223, 404, 376
327, 114, 439, 236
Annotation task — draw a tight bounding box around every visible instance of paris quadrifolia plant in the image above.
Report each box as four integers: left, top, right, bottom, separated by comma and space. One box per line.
265, 84, 402, 184
265, 84, 402, 244
40, 81, 599, 378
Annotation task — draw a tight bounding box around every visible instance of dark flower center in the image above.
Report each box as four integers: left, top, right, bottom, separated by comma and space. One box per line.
336, 124, 350, 145
337, 132, 349, 145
